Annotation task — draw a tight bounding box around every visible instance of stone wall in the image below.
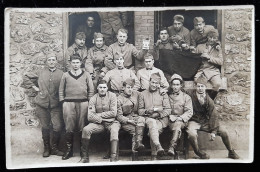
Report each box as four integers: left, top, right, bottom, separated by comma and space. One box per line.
214, 8, 252, 122
8, 11, 65, 155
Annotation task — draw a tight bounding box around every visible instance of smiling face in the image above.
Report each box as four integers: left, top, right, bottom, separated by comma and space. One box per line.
173, 20, 183, 32
149, 78, 160, 92
95, 37, 104, 48
46, 56, 57, 69
97, 83, 108, 96
71, 59, 81, 71
196, 83, 206, 94
207, 36, 219, 45
117, 31, 128, 45
171, 79, 182, 94
75, 38, 85, 47
194, 21, 205, 33
159, 30, 169, 42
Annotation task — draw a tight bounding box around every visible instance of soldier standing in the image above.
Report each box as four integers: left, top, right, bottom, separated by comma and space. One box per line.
138, 73, 171, 160
81, 80, 121, 163
59, 54, 94, 160
22, 53, 64, 157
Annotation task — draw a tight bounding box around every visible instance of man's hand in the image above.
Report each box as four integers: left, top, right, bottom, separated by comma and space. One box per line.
153, 107, 163, 112
32, 86, 40, 92
90, 73, 95, 80
169, 115, 177, 122
146, 108, 154, 115
210, 133, 216, 141
127, 119, 137, 126
150, 112, 160, 119
159, 88, 167, 96
176, 117, 183, 121
99, 72, 106, 78
155, 39, 162, 46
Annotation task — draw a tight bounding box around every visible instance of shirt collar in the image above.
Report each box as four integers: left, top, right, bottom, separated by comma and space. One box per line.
48, 68, 56, 72
117, 42, 126, 47
122, 92, 131, 98
146, 67, 154, 70
161, 39, 169, 45
93, 45, 107, 51
71, 69, 82, 76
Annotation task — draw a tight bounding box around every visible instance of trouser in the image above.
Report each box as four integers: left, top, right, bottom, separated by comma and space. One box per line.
168, 120, 186, 131
186, 121, 233, 151
36, 105, 62, 132
63, 101, 88, 132
145, 118, 164, 156
82, 121, 121, 141
121, 116, 145, 151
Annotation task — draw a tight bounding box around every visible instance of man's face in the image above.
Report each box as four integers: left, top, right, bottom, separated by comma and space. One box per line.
171, 80, 182, 93
75, 38, 85, 47
114, 57, 124, 68
159, 30, 169, 42
87, 17, 94, 28
123, 84, 133, 96
117, 31, 128, 44
95, 38, 104, 48
144, 59, 154, 69
97, 84, 108, 96
149, 78, 160, 91
71, 59, 81, 71
194, 22, 205, 33
207, 36, 218, 45
173, 20, 183, 32
46, 56, 57, 69
196, 83, 206, 94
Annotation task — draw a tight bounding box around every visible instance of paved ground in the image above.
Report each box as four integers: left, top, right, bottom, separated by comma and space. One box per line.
8, 150, 250, 169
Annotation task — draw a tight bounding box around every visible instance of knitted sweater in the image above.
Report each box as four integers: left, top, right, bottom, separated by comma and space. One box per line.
59, 71, 94, 102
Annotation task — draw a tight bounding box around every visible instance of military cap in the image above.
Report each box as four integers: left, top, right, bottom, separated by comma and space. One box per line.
170, 74, 183, 83
150, 72, 161, 82
46, 52, 57, 59
195, 76, 208, 86
193, 17, 205, 24
94, 32, 104, 40
173, 15, 184, 23
208, 29, 219, 38
144, 53, 154, 60
123, 78, 135, 87
75, 32, 86, 39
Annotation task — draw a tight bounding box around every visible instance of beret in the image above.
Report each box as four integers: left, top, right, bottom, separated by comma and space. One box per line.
170, 73, 183, 83
75, 32, 86, 39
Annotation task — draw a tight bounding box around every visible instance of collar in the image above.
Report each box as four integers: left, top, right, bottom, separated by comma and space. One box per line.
117, 66, 125, 70
196, 92, 206, 99
71, 69, 82, 76
122, 92, 131, 98
161, 39, 169, 44
149, 88, 158, 93
146, 67, 153, 70
48, 68, 56, 72
73, 43, 86, 50
99, 93, 106, 97
172, 91, 181, 95
93, 45, 107, 51
117, 42, 126, 47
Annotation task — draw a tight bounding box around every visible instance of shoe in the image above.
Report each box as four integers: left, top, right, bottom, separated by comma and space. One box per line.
228, 150, 240, 159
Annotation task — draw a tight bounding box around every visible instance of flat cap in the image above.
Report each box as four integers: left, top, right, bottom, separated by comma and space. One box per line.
170, 74, 183, 83
75, 32, 86, 39
144, 53, 154, 60
94, 32, 104, 40
193, 17, 204, 24
173, 15, 184, 23
46, 52, 56, 59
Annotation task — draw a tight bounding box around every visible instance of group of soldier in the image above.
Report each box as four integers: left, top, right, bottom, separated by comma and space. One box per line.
22, 14, 240, 163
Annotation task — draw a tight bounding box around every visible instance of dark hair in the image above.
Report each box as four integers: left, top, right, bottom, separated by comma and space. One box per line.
70, 54, 82, 62
159, 27, 169, 34
97, 80, 108, 86
171, 78, 184, 85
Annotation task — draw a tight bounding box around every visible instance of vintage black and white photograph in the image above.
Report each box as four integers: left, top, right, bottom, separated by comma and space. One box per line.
4, 6, 254, 169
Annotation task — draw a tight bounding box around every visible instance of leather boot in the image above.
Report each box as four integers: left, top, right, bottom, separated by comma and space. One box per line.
110, 140, 119, 162
228, 150, 240, 159
155, 144, 164, 157
168, 130, 180, 156
80, 138, 90, 163
134, 126, 145, 152
42, 129, 50, 157
62, 132, 74, 160
188, 135, 210, 159
131, 151, 138, 161
220, 130, 240, 159
51, 131, 64, 156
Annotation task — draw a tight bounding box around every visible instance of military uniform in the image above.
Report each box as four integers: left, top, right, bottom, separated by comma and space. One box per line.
168, 25, 191, 46
76, 25, 98, 49
194, 43, 223, 91
104, 42, 148, 72
190, 25, 215, 47
137, 67, 169, 92
65, 43, 88, 71
117, 91, 145, 151
22, 63, 63, 157
138, 89, 171, 157
103, 68, 140, 94
85, 45, 109, 93
98, 12, 128, 46
82, 91, 121, 162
